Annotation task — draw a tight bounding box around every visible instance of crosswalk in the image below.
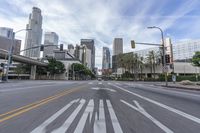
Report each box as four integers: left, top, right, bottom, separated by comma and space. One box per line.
31, 98, 123, 133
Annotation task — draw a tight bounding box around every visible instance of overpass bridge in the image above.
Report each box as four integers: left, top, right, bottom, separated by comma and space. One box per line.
0, 48, 48, 79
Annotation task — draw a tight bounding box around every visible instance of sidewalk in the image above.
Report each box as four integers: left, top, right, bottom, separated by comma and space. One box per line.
154, 82, 200, 91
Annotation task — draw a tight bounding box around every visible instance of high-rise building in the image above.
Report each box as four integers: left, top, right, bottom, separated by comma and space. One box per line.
43, 32, 58, 58
0, 27, 21, 55
24, 7, 43, 58
0, 36, 21, 55
68, 44, 75, 55
113, 38, 123, 55
134, 38, 200, 61
81, 39, 95, 70
0, 27, 14, 39
173, 39, 200, 60
102, 47, 110, 70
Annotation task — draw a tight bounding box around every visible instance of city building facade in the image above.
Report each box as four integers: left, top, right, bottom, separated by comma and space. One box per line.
113, 38, 123, 56
102, 47, 110, 70
0, 27, 14, 39
173, 39, 200, 60
24, 7, 43, 58
80, 39, 95, 70
0, 36, 21, 55
68, 44, 75, 55
43, 32, 58, 58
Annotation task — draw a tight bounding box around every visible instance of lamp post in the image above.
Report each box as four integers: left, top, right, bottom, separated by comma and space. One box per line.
147, 26, 168, 86
5, 28, 32, 81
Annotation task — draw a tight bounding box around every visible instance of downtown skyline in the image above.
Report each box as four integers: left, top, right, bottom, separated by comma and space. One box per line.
0, 0, 200, 68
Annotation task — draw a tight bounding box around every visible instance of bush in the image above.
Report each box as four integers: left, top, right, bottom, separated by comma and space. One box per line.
157, 74, 200, 82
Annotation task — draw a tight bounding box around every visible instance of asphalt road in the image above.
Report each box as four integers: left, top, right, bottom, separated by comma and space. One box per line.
0, 80, 200, 133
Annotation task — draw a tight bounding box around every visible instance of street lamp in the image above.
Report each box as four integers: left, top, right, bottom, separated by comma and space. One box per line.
4, 28, 32, 81
147, 26, 168, 86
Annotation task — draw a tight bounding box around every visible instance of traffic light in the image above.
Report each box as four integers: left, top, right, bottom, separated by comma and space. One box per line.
40, 45, 44, 51
131, 40, 135, 49
165, 54, 170, 64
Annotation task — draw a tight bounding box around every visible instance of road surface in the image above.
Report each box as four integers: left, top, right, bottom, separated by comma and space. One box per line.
0, 80, 200, 133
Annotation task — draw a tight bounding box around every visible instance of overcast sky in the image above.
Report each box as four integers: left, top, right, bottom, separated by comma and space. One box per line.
0, 0, 200, 68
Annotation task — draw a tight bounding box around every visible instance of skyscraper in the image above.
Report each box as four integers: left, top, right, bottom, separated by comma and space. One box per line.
81, 39, 95, 70
68, 44, 75, 55
102, 47, 110, 70
0, 27, 14, 39
43, 32, 58, 58
24, 7, 43, 58
113, 38, 123, 55
0, 27, 21, 55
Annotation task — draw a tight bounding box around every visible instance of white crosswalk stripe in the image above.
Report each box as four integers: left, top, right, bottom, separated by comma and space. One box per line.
74, 99, 94, 133
31, 99, 79, 133
94, 100, 106, 133
107, 100, 123, 133
52, 99, 86, 133
31, 99, 122, 133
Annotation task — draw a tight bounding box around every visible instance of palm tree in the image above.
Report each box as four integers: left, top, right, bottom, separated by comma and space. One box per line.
138, 56, 144, 80
146, 50, 160, 80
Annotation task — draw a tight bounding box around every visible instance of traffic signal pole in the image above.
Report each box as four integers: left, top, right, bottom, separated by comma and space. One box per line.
131, 26, 168, 86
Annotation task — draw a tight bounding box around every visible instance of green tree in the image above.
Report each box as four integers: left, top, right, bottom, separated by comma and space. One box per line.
14, 64, 31, 79
36, 66, 47, 79
71, 63, 94, 80
146, 51, 160, 79
192, 51, 200, 67
138, 56, 145, 80
47, 58, 65, 79
14, 64, 24, 79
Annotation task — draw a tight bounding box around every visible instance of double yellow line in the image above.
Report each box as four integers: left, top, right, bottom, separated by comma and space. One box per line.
0, 87, 82, 123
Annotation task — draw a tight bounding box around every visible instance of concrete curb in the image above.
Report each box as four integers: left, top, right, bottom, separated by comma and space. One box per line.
154, 84, 200, 91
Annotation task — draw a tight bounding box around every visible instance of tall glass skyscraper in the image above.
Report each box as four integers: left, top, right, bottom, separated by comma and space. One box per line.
102, 47, 110, 70
43, 32, 59, 58
24, 7, 43, 58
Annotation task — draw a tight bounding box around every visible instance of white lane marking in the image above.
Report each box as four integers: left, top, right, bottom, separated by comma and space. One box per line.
52, 99, 86, 133
31, 99, 79, 133
91, 87, 100, 90
102, 88, 116, 92
98, 82, 102, 84
112, 84, 200, 124
90, 87, 116, 92
121, 100, 173, 133
94, 100, 106, 133
0, 84, 59, 92
88, 82, 93, 85
74, 100, 94, 133
106, 100, 123, 133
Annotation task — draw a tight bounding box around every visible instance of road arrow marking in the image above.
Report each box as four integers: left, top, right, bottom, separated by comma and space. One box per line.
113, 84, 200, 125
121, 100, 173, 133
